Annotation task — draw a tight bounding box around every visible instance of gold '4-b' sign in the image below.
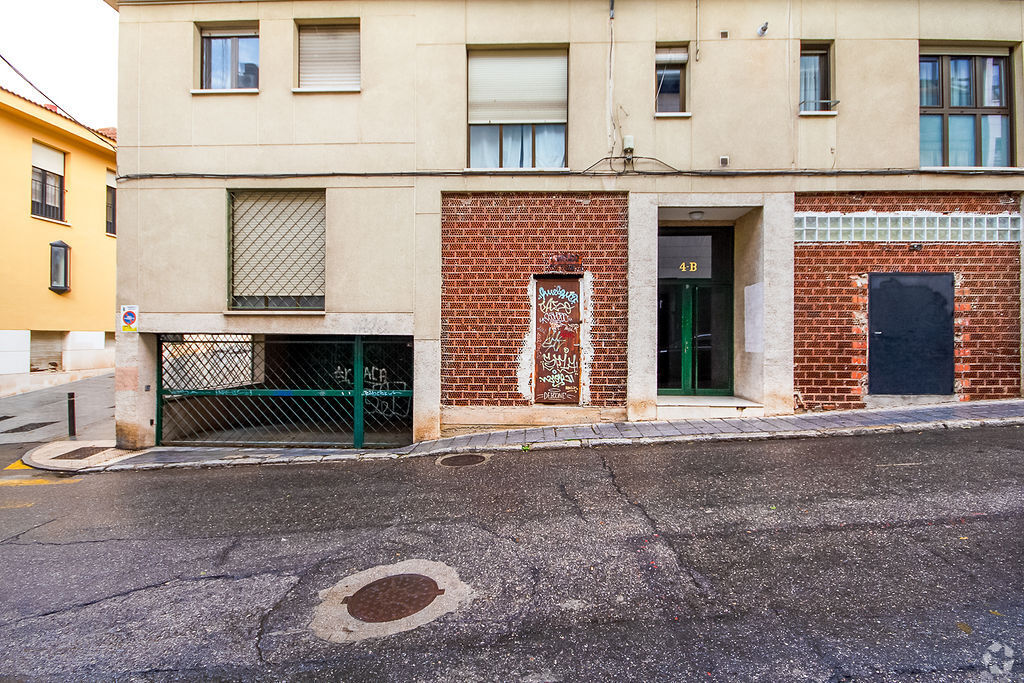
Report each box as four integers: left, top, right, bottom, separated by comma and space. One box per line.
679, 261, 699, 272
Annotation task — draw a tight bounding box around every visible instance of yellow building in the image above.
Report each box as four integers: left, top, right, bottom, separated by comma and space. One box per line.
0, 87, 117, 395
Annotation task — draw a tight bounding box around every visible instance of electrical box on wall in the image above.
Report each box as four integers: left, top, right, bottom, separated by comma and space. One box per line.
720, 156, 730, 167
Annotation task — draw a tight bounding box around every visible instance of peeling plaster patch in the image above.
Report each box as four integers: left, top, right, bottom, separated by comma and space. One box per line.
579, 271, 595, 406
310, 559, 474, 644
517, 278, 538, 400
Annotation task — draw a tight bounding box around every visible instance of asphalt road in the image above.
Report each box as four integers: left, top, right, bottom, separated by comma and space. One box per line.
0, 426, 1022, 681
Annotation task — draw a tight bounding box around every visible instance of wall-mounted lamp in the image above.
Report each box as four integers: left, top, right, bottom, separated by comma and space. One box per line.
689, 210, 706, 221
757, 22, 768, 37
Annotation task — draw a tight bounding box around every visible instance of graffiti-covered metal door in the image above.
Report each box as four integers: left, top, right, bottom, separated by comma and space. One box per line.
157, 334, 413, 448
535, 277, 582, 403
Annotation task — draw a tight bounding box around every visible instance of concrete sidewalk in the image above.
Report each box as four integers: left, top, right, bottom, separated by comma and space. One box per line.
24, 397, 1024, 473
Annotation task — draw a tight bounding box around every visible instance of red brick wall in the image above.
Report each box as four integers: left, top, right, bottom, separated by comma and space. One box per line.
795, 243, 1021, 410
796, 192, 1019, 214
441, 192, 628, 407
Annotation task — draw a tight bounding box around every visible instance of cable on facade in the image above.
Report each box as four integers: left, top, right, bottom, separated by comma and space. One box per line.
0, 51, 116, 151
119, 163, 1024, 182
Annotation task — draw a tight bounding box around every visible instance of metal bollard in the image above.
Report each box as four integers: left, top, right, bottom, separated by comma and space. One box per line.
67, 392, 76, 439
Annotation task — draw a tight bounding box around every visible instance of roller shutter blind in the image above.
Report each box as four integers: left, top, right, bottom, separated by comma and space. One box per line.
919, 45, 1010, 57
656, 46, 688, 64
30, 331, 64, 371
230, 191, 326, 308
298, 24, 360, 89
32, 142, 64, 175
468, 50, 567, 124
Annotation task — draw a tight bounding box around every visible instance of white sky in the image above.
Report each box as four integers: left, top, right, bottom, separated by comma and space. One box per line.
0, 0, 118, 129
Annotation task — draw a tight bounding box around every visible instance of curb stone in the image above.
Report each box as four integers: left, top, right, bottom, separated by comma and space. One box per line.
29, 410, 1024, 475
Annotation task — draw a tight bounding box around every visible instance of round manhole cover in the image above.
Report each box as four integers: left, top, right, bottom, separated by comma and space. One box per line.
342, 573, 445, 623
438, 453, 488, 467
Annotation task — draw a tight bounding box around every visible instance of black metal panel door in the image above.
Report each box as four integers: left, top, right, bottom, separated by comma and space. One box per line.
868, 273, 954, 395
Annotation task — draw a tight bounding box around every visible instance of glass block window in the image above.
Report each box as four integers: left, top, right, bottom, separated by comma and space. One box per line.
230, 190, 326, 310
795, 213, 1022, 242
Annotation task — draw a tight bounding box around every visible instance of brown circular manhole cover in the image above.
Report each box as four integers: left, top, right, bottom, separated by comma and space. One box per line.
438, 453, 488, 467
341, 573, 445, 623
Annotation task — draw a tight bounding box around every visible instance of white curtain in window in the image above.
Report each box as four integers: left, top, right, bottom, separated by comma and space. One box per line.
535, 124, 566, 168
799, 55, 820, 110
32, 142, 64, 175
469, 126, 500, 167
501, 125, 532, 168
468, 50, 568, 124
298, 24, 360, 89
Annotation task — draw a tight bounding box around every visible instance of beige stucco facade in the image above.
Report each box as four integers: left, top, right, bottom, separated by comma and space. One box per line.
115, 0, 1024, 448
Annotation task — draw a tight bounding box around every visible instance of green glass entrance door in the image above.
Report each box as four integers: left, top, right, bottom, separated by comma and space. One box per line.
657, 228, 733, 395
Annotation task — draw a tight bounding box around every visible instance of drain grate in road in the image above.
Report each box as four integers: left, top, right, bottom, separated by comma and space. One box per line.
341, 574, 445, 623
52, 447, 108, 461
437, 453, 488, 467
2, 421, 56, 434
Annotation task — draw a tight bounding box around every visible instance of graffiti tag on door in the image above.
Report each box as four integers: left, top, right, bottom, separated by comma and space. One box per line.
535, 278, 582, 404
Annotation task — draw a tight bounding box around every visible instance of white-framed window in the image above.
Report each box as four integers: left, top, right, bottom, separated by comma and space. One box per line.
200, 26, 259, 90
297, 23, 360, 90
468, 49, 568, 169
31, 141, 65, 221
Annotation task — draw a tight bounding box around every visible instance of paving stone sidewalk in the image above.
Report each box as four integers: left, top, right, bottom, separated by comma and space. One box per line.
24, 398, 1024, 473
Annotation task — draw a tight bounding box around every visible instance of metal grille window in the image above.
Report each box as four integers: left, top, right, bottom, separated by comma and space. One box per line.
230, 190, 326, 310
158, 334, 413, 448
31, 142, 65, 221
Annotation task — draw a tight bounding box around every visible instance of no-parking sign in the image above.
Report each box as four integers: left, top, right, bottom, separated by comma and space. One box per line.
120, 305, 139, 332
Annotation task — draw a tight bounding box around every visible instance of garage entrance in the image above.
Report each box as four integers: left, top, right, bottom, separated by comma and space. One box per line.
157, 334, 413, 448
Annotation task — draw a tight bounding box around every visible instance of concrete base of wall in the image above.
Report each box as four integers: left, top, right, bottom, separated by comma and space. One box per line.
862, 394, 959, 409
656, 395, 765, 420
442, 405, 627, 430
0, 368, 113, 398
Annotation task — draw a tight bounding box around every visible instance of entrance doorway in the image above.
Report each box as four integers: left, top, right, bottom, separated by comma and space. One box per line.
657, 227, 733, 395
868, 273, 954, 395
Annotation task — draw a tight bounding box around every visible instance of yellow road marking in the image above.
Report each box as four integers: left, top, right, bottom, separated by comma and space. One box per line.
0, 478, 80, 487
0, 502, 34, 509
3, 460, 32, 470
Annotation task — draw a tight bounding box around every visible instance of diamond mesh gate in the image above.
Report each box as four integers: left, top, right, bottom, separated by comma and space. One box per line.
157, 335, 413, 448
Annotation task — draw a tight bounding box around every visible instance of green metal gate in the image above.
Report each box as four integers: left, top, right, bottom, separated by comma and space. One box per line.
157, 334, 413, 448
